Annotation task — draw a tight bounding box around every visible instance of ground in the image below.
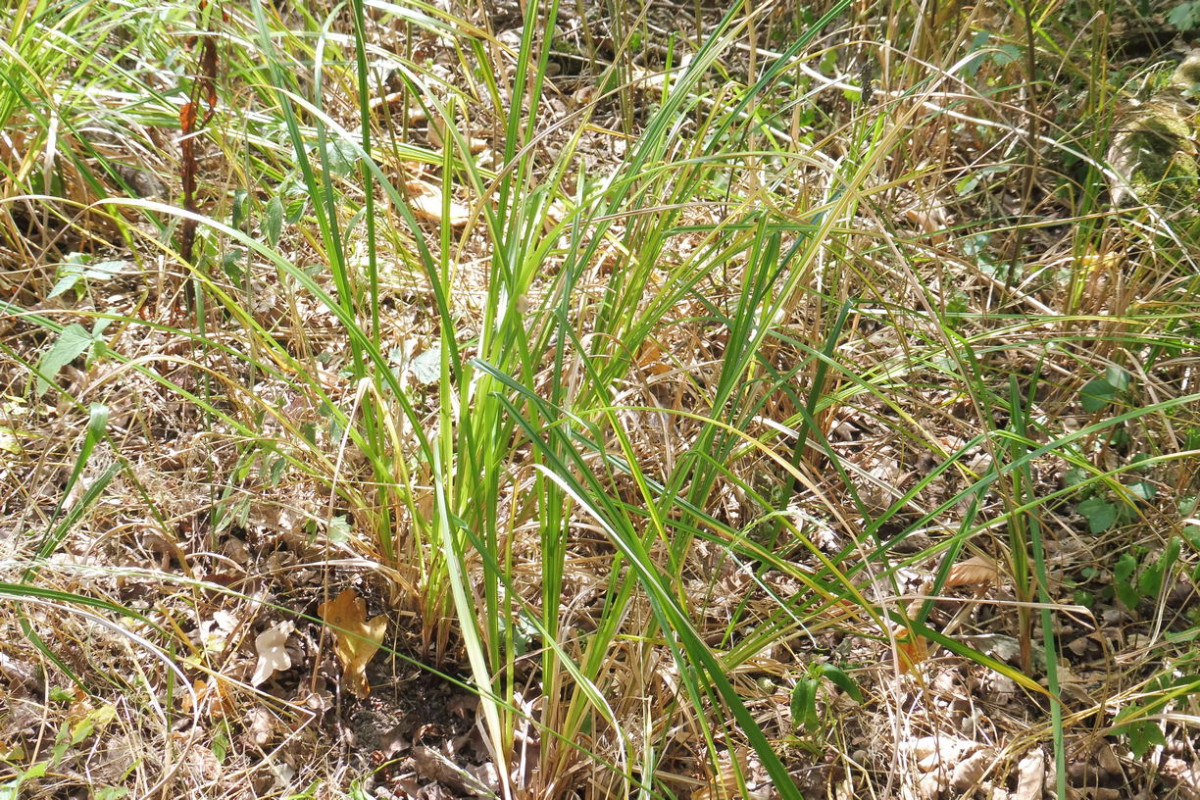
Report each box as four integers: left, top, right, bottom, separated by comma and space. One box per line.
2, 1, 1200, 799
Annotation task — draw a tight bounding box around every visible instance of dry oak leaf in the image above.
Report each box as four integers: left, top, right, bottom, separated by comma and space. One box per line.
893, 622, 929, 674
184, 677, 236, 718
319, 588, 387, 697
406, 179, 470, 227
1013, 750, 1045, 800
251, 621, 294, 687
945, 555, 999, 588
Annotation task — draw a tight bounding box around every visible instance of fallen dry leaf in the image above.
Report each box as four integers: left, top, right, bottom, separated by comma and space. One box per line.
950, 747, 994, 792
903, 206, 950, 244
184, 677, 235, 718
636, 340, 672, 376
917, 772, 944, 800
251, 621, 294, 687
406, 179, 470, 227
319, 588, 387, 697
246, 705, 278, 747
895, 627, 929, 673
945, 555, 999, 588
413, 745, 496, 797
691, 751, 770, 800
1013, 750, 1045, 800
199, 609, 239, 654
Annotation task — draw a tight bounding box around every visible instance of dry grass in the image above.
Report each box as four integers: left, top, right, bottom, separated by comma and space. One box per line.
3, 1, 1200, 799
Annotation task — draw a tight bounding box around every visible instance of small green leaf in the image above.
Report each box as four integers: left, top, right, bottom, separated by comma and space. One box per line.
955, 174, 980, 196
322, 139, 360, 176
268, 455, 287, 485
1104, 366, 1131, 391
35, 324, 94, 397
790, 677, 819, 732
47, 269, 85, 299
1186, 526, 1200, 552
961, 31, 991, 80
328, 515, 352, 544
1077, 496, 1117, 533
265, 195, 284, 246
87, 404, 110, 440
0, 426, 20, 455
1116, 580, 1141, 610
1139, 564, 1164, 597
1127, 481, 1157, 502
409, 346, 442, 386
84, 260, 133, 281
815, 664, 863, 703
48, 257, 134, 299
1113, 552, 1137, 584
1122, 718, 1166, 758
285, 194, 307, 223
1160, 536, 1182, 576
990, 44, 1021, 66
1114, 552, 1142, 609
1062, 466, 1089, 487
222, 248, 246, 282
232, 190, 250, 230
212, 726, 230, 762
1167, 1, 1200, 32
1080, 377, 1116, 412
